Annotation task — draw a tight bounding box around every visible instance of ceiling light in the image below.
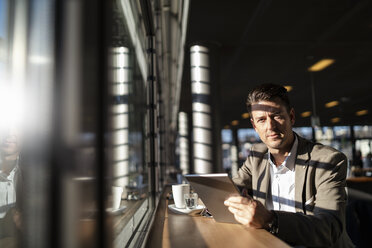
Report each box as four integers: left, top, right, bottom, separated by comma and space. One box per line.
301, 111, 311, 118
356, 110, 368, 116
331, 117, 341, 123
284, 85, 293, 92
308, 59, 335, 72
325, 101, 339, 108
231, 120, 239, 126
241, 113, 250, 119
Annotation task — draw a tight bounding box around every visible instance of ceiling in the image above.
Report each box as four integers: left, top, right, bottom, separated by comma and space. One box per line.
180, 0, 372, 129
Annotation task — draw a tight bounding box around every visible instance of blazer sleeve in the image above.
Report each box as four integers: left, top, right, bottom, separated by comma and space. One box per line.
233, 157, 252, 185
276, 151, 351, 247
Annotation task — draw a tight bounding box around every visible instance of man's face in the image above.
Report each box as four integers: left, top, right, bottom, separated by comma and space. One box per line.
250, 99, 295, 152
0, 129, 21, 157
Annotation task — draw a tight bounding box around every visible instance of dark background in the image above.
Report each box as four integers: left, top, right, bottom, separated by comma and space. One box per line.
180, 0, 372, 128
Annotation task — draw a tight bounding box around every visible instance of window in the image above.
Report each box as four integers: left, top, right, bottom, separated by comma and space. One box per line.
293, 127, 313, 140
0, 0, 161, 247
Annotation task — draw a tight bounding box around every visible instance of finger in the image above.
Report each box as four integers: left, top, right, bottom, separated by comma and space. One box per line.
225, 196, 246, 204
227, 206, 238, 214
225, 201, 254, 214
229, 206, 251, 218
224, 201, 242, 210
225, 193, 241, 201
224, 199, 243, 208
233, 212, 250, 226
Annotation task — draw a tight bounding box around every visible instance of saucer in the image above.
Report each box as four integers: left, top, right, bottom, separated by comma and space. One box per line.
168, 204, 204, 215
106, 205, 127, 215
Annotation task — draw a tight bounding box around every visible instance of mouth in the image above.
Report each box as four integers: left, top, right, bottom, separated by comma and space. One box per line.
1, 142, 16, 148
267, 133, 281, 139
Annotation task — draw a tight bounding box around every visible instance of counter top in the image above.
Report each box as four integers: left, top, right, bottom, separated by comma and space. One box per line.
146, 186, 290, 248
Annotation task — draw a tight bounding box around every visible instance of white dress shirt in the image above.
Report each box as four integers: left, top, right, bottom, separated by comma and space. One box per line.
0, 163, 18, 218
267, 136, 298, 213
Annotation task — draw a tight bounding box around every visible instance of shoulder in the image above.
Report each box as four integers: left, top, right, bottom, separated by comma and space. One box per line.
297, 136, 347, 173
311, 142, 346, 164
297, 134, 346, 162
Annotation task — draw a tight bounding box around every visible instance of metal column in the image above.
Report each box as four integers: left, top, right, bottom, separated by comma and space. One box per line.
110, 47, 130, 196
178, 111, 189, 174
190, 45, 212, 173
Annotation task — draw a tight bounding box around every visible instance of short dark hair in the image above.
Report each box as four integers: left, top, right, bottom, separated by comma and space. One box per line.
246, 83, 291, 113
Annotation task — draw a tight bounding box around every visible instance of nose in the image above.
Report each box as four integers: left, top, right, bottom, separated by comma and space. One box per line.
266, 117, 276, 130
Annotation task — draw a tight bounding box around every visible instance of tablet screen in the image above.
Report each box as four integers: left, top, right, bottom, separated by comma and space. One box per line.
184, 173, 240, 224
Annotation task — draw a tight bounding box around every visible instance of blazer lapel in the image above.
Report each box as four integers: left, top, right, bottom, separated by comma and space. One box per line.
294, 135, 310, 212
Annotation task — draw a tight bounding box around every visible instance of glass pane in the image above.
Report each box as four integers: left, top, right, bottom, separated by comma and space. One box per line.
354, 125, 372, 138
237, 128, 260, 143
329, 140, 353, 161
293, 127, 313, 140
108, 2, 149, 246
333, 126, 350, 139
0, 0, 7, 79
355, 140, 372, 158
222, 143, 232, 171
221, 129, 232, 144
314, 126, 334, 141
237, 129, 260, 171
1, 0, 55, 247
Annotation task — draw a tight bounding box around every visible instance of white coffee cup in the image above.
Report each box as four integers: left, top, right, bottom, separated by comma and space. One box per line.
172, 184, 190, 208
112, 186, 123, 210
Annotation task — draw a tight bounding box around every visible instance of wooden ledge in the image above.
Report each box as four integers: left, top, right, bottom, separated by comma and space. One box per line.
146, 186, 289, 248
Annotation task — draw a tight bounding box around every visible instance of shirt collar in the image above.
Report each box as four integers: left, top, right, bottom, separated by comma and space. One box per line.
0, 158, 19, 181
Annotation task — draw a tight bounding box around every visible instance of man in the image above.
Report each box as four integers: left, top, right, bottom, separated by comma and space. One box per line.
224, 84, 354, 247
0, 128, 22, 240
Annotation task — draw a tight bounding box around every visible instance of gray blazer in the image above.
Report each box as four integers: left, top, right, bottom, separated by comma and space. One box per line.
233, 133, 354, 248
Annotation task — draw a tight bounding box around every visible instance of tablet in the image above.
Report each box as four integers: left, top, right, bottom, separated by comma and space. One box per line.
184, 173, 240, 224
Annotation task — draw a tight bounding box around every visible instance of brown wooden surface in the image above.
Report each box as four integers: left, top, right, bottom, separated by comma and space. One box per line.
347, 176, 372, 183
146, 186, 290, 248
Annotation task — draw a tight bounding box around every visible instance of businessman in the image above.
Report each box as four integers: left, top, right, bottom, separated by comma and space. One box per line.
224, 84, 354, 247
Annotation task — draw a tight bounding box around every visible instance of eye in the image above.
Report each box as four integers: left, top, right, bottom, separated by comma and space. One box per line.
274, 115, 283, 120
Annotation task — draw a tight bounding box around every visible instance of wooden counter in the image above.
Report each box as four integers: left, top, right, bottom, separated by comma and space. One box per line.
347, 176, 372, 195
347, 176, 372, 183
146, 186, 290, 248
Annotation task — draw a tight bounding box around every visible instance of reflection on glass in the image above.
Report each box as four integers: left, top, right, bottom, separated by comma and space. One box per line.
110, 46, 130, 202
238, 128, 260, 143
221, 129, 232, 144
354, 125, 372, 138
315, 126, 334, 141
333, 126, 350, 138
109, 46, 147, 202
293, 127, 313, 140
0, 0, 7, 82
356, 140, 372, 158
0, 1, 23, 246
0, 128, 21, 246
107, 25, 148, 246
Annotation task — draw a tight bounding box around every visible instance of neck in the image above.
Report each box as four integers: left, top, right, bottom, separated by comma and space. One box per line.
269, 152, 287, 166
0, 155, 18, 174
269, 134, 295, 166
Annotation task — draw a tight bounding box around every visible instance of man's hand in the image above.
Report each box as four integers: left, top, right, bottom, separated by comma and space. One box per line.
224, 195, 274, 229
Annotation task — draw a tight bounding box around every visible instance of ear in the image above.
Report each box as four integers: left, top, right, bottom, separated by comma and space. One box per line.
289, 108, 295, 125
